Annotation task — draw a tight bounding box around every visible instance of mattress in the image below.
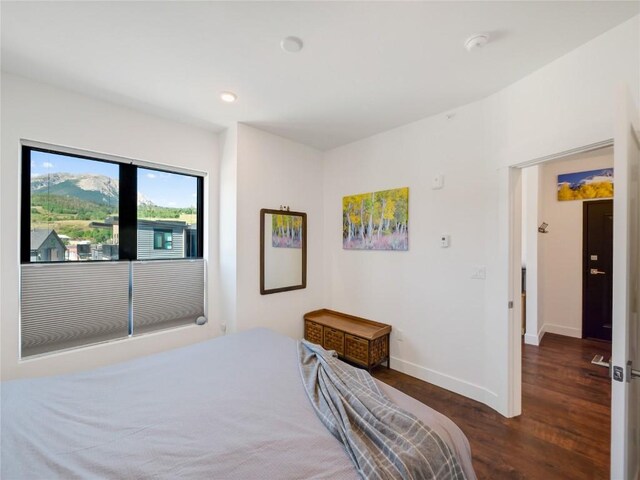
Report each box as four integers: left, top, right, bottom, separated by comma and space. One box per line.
1, 328, 475, 479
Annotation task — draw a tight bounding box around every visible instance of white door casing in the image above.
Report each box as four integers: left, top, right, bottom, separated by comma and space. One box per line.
611, 85, 640, 480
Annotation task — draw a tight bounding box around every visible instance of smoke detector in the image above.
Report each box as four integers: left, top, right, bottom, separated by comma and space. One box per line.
464, 34, 489, 52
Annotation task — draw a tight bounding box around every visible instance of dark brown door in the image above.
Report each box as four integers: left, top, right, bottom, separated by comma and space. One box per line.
583, 199, 613, 341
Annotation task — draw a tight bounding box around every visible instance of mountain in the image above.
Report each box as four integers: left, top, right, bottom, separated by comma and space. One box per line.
576, 169, 614, 187
31, 173, 155, 206
137, 192, 154, 206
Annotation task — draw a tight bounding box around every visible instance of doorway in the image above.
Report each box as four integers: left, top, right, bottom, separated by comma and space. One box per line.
583, 199, 613, 341
521, 146, 614, 345
508, 141, 616, 473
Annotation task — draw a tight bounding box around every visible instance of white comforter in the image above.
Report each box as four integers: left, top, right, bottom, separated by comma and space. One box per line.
1, 328, 475, 479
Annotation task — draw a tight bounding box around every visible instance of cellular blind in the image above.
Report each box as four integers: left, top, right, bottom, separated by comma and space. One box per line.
21, 262, 130, 357
132, 259, 205, 335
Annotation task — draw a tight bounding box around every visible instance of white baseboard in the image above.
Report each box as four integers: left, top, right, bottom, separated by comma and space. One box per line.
543, 323, 582, 338
524, 324, 547, 345
524, 332, 540, 346
389, 356, 499, 413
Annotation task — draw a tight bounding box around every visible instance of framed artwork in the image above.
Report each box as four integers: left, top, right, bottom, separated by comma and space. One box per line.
343, 187, 408, 250
271, 213, 303, 248
557, 168, 614, 201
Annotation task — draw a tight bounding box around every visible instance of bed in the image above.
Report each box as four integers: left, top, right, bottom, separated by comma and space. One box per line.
1, 328, 475, 479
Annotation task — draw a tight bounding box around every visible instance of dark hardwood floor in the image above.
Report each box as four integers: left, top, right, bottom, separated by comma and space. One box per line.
373, 334, 612, 479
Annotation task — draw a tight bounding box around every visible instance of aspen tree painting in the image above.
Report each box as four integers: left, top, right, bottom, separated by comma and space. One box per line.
557, 168, 614, 201
272, 214, 303, 248
343, 187, 408, 250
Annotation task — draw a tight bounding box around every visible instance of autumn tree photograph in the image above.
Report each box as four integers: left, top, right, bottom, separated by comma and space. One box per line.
272, 214, 303, 248
343, 187, 408, 250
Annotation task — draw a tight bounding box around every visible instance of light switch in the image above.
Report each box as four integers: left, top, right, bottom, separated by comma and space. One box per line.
432, 174, 444, 190
471, 266, 487, 280
440, 234, 450, 248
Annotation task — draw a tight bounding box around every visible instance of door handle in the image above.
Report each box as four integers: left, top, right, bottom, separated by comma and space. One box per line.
591, 355, 612, 379
627, 361, 640, 381
590, 269, 606, 275
591, 355, 610, 368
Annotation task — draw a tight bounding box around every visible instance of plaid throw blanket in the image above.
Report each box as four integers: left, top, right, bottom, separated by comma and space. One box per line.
298, 340, 467, 480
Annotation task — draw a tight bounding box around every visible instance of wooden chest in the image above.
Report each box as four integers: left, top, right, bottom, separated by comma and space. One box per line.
303, 309, 391, 372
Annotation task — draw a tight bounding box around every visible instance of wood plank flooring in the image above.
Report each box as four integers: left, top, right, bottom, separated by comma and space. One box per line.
373, 334, 612, 479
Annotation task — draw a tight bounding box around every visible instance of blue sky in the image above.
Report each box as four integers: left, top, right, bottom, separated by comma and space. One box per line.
31, 151, 197, 208
138, 168, 197, 208
31, 150, 118, 178
557, 168, 613, 186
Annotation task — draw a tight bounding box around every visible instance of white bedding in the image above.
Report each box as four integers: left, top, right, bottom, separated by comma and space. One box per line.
1, 328, 475, 479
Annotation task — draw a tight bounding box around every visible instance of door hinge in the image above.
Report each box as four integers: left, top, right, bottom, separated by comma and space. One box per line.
508, 301, 514, 309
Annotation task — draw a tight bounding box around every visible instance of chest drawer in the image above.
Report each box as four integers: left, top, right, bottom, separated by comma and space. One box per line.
303, 309, 391, 372
323, 327, 345, 355
345, 333, 369, 366
304, 320, 323, 345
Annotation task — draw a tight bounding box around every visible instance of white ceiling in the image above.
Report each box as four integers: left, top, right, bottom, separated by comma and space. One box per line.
2, 1, 638, 150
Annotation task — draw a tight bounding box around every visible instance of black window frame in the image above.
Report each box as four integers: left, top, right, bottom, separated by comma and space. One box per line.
21, 145, 204, 263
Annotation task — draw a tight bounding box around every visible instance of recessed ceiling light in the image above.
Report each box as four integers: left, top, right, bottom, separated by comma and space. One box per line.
464, 34, 489, 52
281, 36, 303, 53
220, 91, 237, 103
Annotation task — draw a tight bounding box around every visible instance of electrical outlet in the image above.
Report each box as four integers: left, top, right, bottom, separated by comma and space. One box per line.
396, 329, 404, 342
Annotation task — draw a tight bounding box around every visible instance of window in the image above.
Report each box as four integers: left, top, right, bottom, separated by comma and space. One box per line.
20, 144, 206, 357
137, 168, 199, 260
25, 149, 119, 262
153, 229, 173, 250
21, 146, 204, 262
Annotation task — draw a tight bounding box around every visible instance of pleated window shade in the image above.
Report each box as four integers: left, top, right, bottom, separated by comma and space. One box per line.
132, 259, 204, 335
21, 262, 130, 357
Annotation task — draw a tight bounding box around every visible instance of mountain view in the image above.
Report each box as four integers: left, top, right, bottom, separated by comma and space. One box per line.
31, 173, 156, 206
31, 173, 196, 245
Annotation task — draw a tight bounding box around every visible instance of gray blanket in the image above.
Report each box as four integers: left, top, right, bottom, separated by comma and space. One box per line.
298, 340, 467, 480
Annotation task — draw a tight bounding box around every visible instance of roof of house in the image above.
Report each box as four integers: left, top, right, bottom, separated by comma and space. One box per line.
98, 216, 187, 229
30, 229, 65, 250
138, 219, 187, 228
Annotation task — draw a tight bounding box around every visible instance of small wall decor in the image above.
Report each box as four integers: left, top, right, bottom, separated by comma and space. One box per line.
343, 187, 408, 251
271, 214, 302, 248
557, 168, 614, 201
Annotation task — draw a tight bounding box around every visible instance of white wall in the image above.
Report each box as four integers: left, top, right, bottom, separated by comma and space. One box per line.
233, 124, 325, 339
323, 100, 497, 406
523, 166, 542, 346
486, 16, 639, 167
218, 125, 238, 334
322, 16, 639, 415
538, 149, 614, 339
0, 74, 220, 380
